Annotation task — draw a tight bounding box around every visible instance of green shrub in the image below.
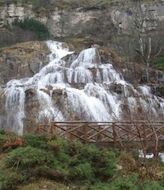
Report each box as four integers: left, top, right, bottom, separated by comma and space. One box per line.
0, 130, 5, 135
48, 137, 70, 153
91, 177, 138, 190
23, 133, 49, 149
70, 162, 94, 180
68, 141, 116, 180
0, 170, 22, 190
78, 143, 101, 161
109, 175, 139, 190
69, 141, 103, 164
57, 151, 70, 164
90, 182, 111, 190
13, 18, 50, 40
48, 137, 71, 164
0, 134, 7, 147
1, 133, 164, 189
140, 181, 164, 190
29, 165, 68, 181
91, 179, 164, 190
5, 146, 54, 169
93, 150, 116, 179
153, 56, 164, 70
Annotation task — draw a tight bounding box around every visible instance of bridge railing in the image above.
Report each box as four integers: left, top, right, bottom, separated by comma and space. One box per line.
36, 121, 164, 154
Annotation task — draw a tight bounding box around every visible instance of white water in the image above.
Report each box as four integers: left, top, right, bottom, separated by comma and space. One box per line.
5, 80, 25, 135
139, 150, 164, 162
2, 40, 164, 134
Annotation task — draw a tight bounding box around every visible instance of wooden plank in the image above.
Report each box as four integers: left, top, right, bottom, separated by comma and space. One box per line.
87, 126, 113, 141
36, 121, 164, 148
54, 125, 87, 141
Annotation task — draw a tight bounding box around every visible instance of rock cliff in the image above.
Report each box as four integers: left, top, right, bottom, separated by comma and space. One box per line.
0, 0, 163, 39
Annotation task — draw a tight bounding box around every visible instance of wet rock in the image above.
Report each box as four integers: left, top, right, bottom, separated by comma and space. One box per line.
52, 88, 67, 105
62, 53, 78, 68
0, 87, 6, 129
40, 88, 50, 96
152, 85, 164, 98
24, 88, 40, 131
109, 83, 124, 95
25, 89, 37, 101
0, 41, 50, 84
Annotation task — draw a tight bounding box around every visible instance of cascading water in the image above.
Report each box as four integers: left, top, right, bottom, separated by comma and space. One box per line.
2, 40, 164, 134
5, 80, 25, 135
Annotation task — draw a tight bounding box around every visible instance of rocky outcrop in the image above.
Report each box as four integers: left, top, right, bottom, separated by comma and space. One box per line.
0, 1, 163, 39
24, 88, 40, 131
0, 3, 34, 27
0, 41, 50, 84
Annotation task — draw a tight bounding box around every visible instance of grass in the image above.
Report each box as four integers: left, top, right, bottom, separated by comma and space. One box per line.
0, 132, 164, 189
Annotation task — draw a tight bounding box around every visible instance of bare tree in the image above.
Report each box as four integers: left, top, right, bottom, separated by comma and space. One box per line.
131, 0, 163, 82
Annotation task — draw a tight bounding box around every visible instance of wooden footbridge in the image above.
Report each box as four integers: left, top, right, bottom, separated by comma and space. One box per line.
36, 121, 164, 155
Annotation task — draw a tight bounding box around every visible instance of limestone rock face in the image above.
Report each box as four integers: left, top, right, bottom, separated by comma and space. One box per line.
0, 41, 50, 84
0, 1, 164, 39
0, 3, 34, 26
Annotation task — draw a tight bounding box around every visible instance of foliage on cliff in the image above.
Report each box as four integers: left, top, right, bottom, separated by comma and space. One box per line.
13, 18, 50, 40
0, 131, 164, 189
153, 56, 164, 71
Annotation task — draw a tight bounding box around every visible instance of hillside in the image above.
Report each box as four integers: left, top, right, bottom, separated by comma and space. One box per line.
1, 131, 164, 190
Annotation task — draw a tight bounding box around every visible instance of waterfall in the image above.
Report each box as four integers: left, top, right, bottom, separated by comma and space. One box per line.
3, 40, 164, 134
5, 80, 25, 135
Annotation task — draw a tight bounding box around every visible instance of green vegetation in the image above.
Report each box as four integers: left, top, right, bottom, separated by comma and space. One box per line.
0, 17, 51, 48
0, 171, 23, 190
13, 18, 50, 40
5, 146, 54, 169
153, 56, 164, 71
0, 132, 164, 189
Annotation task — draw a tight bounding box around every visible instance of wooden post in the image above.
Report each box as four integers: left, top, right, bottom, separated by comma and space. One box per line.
84, 124, 88, 143
96, 124, 101, 144
112, 123, 117, 146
